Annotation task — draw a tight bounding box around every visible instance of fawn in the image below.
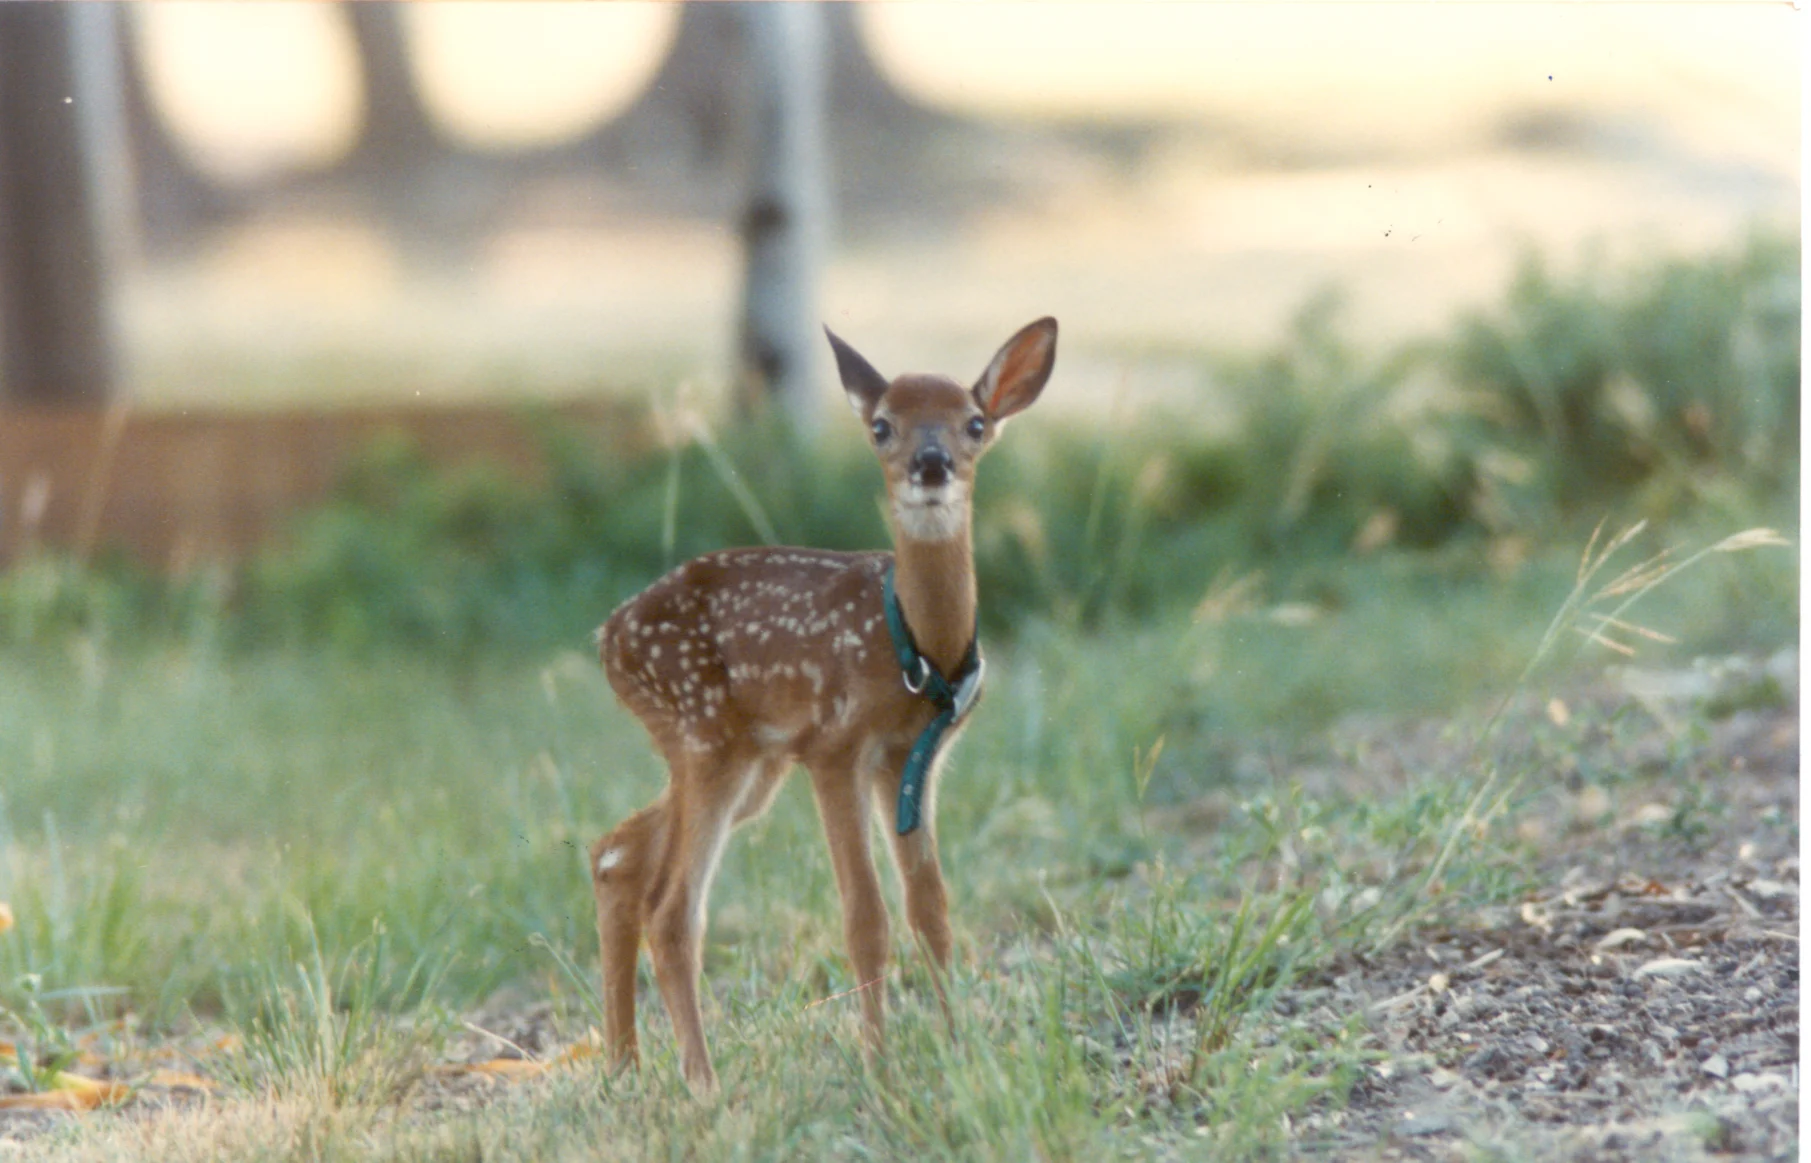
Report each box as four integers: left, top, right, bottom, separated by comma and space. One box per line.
589, 317, 1057, 1088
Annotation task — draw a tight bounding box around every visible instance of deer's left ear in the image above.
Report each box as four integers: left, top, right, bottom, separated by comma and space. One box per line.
826, 326, 889, 418
974, 317, 1057, 421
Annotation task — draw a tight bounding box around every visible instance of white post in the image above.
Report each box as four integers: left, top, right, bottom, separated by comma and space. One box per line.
735, 2, 827, 432
69, 3, 136, 275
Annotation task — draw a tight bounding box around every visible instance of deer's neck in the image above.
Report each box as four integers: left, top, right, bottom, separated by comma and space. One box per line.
891, 521, 977, 679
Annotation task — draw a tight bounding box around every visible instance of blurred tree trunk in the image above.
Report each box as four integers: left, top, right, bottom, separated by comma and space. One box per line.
734, 3, 827, 430
339, 1, 494, 261
0, 3, 121, 406
565, 2, 745, 219
581, 3, 949, 218
341, 1, 440, 180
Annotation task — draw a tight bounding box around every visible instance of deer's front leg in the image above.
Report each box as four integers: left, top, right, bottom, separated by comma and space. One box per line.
807, 757, 890, 1050
644, 763, 744, 1091
888, 823, 953, 973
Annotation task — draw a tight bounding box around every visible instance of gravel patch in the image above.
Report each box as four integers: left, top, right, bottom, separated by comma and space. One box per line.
1290, 654, 1799, 1161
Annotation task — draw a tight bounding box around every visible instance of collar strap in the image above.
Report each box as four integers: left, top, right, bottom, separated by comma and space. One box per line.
882, 565, 983, 836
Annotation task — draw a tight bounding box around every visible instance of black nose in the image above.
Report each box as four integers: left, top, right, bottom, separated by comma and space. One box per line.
910, 444, 953, 486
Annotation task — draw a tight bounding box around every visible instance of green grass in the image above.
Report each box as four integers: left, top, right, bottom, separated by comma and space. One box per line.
0, 516, 1793, 1158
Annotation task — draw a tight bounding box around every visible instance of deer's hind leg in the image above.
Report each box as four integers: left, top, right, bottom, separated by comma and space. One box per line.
591, 794, 670, 1073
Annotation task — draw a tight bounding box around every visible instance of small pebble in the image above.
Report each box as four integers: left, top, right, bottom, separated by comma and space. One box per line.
1596, 927, 1647, 950
1400, 1113, 1454, 1136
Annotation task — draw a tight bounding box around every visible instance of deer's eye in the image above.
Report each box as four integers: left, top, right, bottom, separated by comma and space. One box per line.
870, 417, 893, 444
965, 416, 987, 440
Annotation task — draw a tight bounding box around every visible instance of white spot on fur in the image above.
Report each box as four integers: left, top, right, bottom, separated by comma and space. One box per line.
596, 848, 623, 874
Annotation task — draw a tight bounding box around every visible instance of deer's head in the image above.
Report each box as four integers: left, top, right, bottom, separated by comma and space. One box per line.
826, 317, 1057, 542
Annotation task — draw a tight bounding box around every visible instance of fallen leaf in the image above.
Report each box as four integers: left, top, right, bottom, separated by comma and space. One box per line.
1732, 1072, 1788, 1093
1595, 928, 1647, 951
52, 1072, 128, 1100
145, 1069, 217, 1092
474, 1058, 549, 1078
1427, 972, 1450, 994
554, 1040, 599, 1065
1700, 1054, 1729, 1079
437, 1057, 549, 1081
0, 1072, 130, 1111
1634, 957, 1703, 979
1748, 879, 1793, 900
435, 1038, 600, 1083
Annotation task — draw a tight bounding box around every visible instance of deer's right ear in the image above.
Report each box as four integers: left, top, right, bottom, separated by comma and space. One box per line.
826, 327, 889, 418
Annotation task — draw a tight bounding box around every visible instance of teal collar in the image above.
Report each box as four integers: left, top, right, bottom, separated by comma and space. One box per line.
882, 565, 983, 836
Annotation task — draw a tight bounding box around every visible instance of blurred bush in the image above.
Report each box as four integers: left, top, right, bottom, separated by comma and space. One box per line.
0, 233, 1796, 652
1449, 233, 1799, 520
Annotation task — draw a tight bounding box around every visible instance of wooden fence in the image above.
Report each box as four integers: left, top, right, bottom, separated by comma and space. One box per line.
0, 401, 644, 568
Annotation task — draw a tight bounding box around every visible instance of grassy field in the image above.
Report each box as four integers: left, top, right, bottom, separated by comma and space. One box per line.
0, 234, 1796, 1156
0, 514, 1793, 1159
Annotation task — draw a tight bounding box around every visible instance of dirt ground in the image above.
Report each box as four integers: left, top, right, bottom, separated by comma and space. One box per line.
1287, 653, 1799, 1161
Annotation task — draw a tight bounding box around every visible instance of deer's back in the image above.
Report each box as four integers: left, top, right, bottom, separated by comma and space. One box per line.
598, 548, 919, 759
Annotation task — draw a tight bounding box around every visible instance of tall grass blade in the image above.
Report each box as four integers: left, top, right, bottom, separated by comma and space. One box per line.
686, 413, 779, 546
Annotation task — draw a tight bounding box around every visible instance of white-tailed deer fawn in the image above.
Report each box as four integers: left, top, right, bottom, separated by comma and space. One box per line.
590, 318, 1057, 1088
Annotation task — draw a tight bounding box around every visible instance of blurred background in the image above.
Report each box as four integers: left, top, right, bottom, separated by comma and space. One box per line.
13, 3, 1800, 392
0, 0, 1798, 647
